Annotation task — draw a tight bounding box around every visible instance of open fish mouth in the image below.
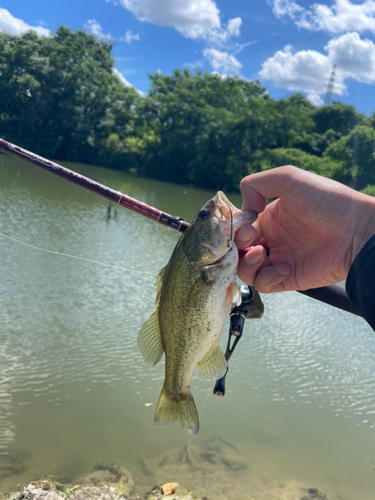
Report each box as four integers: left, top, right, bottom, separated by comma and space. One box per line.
213, 191, 238, 220
188, 190, 258, 269
214, 191, 258, 230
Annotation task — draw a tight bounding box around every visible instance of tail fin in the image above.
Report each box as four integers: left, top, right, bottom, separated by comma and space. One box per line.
154, 385, 199, 435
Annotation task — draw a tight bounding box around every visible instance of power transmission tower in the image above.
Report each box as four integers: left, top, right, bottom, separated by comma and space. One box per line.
324, 65, 337, 106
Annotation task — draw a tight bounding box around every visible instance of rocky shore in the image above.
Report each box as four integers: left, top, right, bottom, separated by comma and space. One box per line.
4, 437, 329, 500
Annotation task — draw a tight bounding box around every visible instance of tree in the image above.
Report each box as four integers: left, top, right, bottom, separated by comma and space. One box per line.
1, 26, 373, 192
137, 70, 268, 185
324, 126, 375, 189
0, 27, 139, 167
312, 102, 365, 137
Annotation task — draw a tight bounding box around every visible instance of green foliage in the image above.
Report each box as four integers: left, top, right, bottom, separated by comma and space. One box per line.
137, 74, 319, 190
0, 28, 373, 192
0, 27, 139, 167
361, 185, 375, 196
312, 102, 365, 137
260, 148, 343, 177
324, 125, 375, 189
135, 70, 270, 188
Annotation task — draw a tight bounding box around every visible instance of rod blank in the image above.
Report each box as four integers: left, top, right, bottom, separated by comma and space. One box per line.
0, 138, 189, 233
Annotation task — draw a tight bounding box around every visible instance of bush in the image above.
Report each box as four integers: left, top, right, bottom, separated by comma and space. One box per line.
361, 185, 375, 196
260, 148, 344, 177
324, 125, 375, 190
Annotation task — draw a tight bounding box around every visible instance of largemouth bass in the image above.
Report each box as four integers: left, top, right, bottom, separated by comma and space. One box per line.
137, 191, 257, 434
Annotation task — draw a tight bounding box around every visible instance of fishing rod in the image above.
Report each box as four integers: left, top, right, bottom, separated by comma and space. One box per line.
0, 137, 360, 317
0, 138, 189, 233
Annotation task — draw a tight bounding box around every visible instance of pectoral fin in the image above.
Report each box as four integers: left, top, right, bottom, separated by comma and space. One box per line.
224, 282, 242, 309
195, 343, 227, 381
232, 282, 242, 308
137, 310, 163, 366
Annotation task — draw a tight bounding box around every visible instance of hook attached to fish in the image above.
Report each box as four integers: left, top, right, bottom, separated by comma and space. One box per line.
226, 204, 233, 249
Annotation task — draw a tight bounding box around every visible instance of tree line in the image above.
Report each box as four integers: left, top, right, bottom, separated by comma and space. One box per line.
1, 26, 375, 194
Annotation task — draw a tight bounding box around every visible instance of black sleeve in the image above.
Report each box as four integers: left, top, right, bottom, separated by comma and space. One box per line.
346, 233, 375, 331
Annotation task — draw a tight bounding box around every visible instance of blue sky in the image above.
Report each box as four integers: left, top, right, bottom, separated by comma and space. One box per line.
1, 0, 375, 115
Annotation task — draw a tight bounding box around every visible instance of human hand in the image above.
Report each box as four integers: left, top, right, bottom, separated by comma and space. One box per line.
236, 166, 375, 293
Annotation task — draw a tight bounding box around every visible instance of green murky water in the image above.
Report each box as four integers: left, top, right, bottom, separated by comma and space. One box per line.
1, 155, 375, 499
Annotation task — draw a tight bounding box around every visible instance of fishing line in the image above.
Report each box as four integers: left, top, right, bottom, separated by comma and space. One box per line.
0, 232, 157, 276
175, 388, 211, 483
226, 205, 233, 249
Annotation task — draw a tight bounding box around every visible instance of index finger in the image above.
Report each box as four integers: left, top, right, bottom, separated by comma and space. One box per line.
240, 165, 299, 212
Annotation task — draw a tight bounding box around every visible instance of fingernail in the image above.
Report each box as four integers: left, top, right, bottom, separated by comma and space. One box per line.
275, 264, 291, 276
237, 225, 255, 242
245, 251, 263, 265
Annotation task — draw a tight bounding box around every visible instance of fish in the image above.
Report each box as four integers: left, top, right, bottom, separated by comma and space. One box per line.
137, 191, 257, 435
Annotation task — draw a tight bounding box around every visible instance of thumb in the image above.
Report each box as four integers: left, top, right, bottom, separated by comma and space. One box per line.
240, 165, 299, 213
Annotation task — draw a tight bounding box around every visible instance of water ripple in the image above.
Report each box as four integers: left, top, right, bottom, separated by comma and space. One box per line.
1, 159, 375, 499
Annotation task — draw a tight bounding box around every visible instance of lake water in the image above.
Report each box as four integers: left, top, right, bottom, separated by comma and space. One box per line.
1, 155, 375, 500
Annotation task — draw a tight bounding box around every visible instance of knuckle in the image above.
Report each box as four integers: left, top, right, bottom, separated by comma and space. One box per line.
279, 164, 297, 175
239, 176, 251, 192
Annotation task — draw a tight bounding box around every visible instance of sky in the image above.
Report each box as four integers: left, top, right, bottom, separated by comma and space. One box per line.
1, 0, 375, 114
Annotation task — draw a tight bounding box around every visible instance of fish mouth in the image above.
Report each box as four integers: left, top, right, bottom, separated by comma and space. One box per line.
214, 191, 238, 220
214, 191, 258, 229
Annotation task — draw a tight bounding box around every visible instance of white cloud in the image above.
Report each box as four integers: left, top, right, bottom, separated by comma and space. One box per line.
85, 20, 142, 45
113, 68, 133, 87
112, 1, 244, 74
0, 8, 50, 36
203, 48, 242, 74
84, 19, 113, 40
272, 0, 303, 19
259, 44, 335, 97
307, 93, 324, 106
205, 17, 242, 46
259, 32, 375, 103
116, 0, 220, 39
326, 31, 375, 82
271, 0, 375, 35
112, 68, 146, 96
184, 60, 204, 70
227, 17, 242, 37
123, 29, 140, 43
298, 0, 375, 34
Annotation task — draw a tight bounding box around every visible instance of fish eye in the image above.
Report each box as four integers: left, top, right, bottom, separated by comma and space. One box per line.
198, 209, 209, 220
